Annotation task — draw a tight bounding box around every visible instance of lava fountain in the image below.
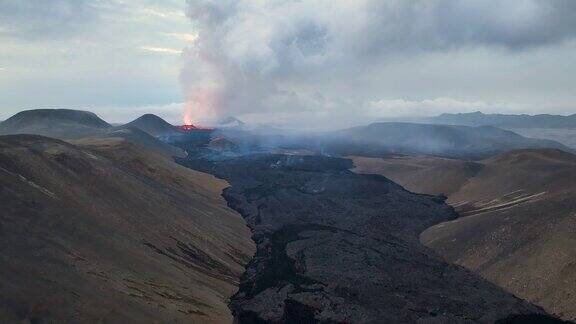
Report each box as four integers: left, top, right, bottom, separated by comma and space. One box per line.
182, 87, 221, 129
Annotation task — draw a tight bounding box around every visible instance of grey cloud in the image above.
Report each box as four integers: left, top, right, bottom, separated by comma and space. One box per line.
0, 0, 103, 40
435, 0, 576, 49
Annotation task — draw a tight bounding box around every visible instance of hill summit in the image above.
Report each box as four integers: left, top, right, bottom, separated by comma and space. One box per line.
0, 109, 111, 139
123, 114, 183, 137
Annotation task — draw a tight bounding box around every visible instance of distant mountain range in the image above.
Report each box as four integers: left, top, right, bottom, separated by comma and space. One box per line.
429, 111, 576, 129
1, 109, 573, 161
318, 122, 570, 160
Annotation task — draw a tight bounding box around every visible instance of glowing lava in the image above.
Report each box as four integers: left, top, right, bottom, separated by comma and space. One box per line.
183, 111, 194, 127
179, 124, 197, 131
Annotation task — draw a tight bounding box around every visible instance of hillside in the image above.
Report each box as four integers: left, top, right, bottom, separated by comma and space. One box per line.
321, 122, 568, 160
122, 114, 184, 137
0, 135, 254, 323
351, 155, 483, 196
90, 126, 186, 159
353, 149, 576, 320
0, 109, 111, 139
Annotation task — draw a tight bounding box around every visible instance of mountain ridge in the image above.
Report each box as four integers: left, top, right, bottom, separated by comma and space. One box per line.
430, 111, 576, 129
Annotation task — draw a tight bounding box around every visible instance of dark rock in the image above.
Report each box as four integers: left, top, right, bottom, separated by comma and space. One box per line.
177, 153, 553, 323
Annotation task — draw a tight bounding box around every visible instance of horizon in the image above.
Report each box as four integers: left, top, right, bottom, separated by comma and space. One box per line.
1, 0, 575, 128
2, 108, 576, 130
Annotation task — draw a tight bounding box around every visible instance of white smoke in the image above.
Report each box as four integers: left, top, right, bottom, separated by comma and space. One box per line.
181, 0, 576, 127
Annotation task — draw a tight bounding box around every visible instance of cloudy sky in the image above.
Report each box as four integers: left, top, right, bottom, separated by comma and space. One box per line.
1, 0, 575, 128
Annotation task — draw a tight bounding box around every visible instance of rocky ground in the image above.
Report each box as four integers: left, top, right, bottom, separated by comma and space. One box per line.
353, 150, 576, 321
176, 153, 560, 323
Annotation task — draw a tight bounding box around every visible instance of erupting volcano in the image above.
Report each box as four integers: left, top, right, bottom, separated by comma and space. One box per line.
179, 111, 199, 131
179, 118, 214, 132
179, 124, 197, 131
180, 105, 214, 131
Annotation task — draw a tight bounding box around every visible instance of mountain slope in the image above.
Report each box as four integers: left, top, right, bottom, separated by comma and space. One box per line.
122, 114, 183, 137
352, 155, 483, 196
0, 109, 111, 139
322, 122, 569, 160
91, 126, 186, 158
0, 135, 254, 323
352, 149, 576, 320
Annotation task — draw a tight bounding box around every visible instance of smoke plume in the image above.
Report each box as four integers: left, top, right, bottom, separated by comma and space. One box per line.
181, 0, 576, 127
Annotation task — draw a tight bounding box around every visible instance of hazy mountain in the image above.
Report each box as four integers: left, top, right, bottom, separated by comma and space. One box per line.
0, 135, 254, 323
430, 111, 576, 129
0, 109, 111, 139
122, 114, 184, 137
352, 149, 576, 320
510, 128, 576, 149
320, 122, 569, 160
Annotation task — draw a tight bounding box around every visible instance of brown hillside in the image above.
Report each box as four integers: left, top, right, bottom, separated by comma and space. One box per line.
352, 150, 576, 320
351, 155, 483, 196
0, 135, 254, 323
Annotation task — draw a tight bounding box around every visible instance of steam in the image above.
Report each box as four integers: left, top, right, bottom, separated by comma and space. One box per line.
181, 0, 576, 127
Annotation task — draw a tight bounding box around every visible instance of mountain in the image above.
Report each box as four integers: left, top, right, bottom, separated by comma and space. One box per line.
0, 110, 185, 158
0, 134, 254, 323
0, 109, 111, 139
352, 149, 576, 320
508, 128, 576, 149
174, 152, 558, 323
320, 122, 569, 160
430, 111, 576, 129
122, 114, 183, 137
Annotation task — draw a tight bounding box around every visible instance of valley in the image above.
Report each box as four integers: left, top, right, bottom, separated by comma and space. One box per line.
3, 2, 576, 322
352, 149, 576, 320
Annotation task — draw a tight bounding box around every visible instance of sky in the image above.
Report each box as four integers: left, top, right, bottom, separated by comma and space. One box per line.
1, 0, 575, 128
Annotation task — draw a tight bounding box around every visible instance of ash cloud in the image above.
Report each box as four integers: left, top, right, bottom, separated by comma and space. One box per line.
181, 0, 576, 127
